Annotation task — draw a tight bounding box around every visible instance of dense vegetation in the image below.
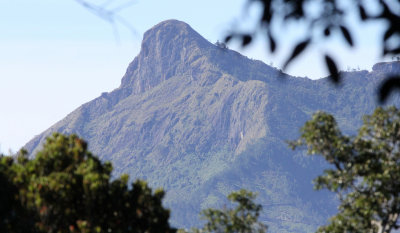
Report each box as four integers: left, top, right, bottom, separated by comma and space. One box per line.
0, 133, 174, 233
3, 106, 400, 232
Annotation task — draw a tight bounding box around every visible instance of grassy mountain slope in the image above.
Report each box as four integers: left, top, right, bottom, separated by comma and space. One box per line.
25, 20, 400, 232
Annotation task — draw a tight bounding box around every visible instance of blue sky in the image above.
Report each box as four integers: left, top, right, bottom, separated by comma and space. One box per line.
0, 0, 389, 153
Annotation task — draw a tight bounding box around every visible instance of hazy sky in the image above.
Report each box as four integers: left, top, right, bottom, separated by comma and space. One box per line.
0, 0, 389, 153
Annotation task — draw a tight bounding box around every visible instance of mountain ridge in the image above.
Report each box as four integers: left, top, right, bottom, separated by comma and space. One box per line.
25, 20, 400, 232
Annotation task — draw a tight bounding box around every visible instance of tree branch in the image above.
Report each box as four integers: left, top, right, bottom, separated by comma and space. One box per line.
74, 0, 138, 37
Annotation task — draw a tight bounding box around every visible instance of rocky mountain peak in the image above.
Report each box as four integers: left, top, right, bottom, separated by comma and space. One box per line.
141, 19, 209, 53
120, 20, 214, 93
119, 19, 282, 95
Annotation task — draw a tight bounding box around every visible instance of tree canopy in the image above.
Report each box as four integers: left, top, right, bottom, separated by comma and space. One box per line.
290, 106, 400, 233
0, 133, 175, 233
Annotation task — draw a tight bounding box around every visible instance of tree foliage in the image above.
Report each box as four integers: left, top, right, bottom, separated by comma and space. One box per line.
226, 0, 400, 102
0, 133, 175, 233
186, 189, 267, 233
0, 154, 34, 233
290, 106, 400, 233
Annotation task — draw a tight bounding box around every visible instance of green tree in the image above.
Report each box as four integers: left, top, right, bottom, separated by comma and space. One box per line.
0, 154, 35, 233
0, 133, 175, 233
290, 106, 400, 233
187, 189, 267, 233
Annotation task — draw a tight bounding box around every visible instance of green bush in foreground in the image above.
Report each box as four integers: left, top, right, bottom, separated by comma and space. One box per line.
0, 133, 175, 233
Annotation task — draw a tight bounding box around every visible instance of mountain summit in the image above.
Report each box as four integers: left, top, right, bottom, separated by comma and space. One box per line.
25, 20, 400, 232
120, 20, 213, 93
121, 19, 281, 94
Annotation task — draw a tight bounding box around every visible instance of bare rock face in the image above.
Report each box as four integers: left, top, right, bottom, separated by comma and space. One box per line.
25, 20, 400, 232
120, 20, 211, 93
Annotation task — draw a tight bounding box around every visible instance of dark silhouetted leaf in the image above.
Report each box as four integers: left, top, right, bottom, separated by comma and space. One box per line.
378, 76, 400, 103
340, 26, 353, 47
384, 27, 395, 41
268, 32, 276, 53
261, 4, 272, 23
224, 35, 233, 43
324, 54, 340, 83
385, 46, 400, 55
379, 0, 391, 19
358, 5, 368, 21
324, 27, 331, 37
242, 34, 252, 47
283, 38, 311, 69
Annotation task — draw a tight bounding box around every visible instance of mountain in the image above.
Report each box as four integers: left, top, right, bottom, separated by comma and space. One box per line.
25, 20, 400, 232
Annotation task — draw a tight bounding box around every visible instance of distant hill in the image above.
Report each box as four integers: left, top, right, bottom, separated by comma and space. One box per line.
25, 20, 400, 232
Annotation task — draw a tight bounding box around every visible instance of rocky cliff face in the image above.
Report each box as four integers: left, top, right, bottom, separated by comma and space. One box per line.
25, 20, 400, 232
121, 20, 210, 93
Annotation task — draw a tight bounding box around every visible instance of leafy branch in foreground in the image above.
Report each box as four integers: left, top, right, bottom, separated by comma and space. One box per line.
183, 189, 267, 233
74, 0, 138, 40
290, 106, 400, 233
